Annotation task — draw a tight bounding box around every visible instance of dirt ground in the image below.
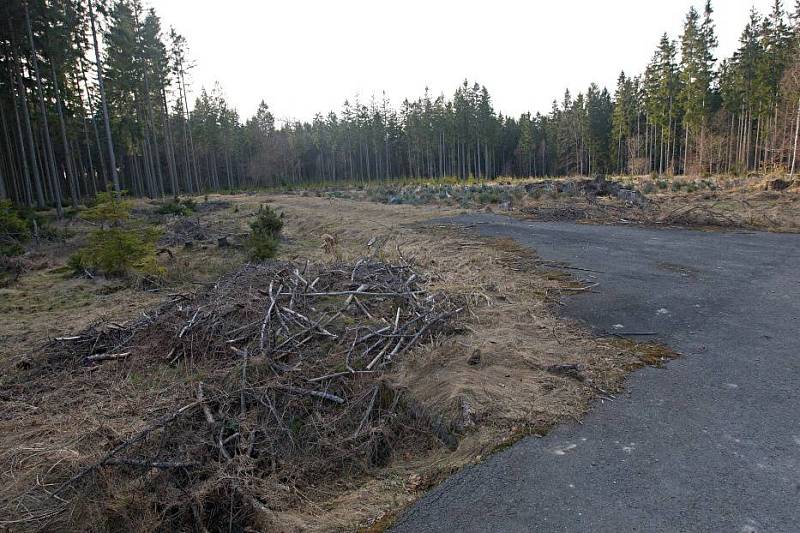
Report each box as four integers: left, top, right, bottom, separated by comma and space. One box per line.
1, 194, 673, 531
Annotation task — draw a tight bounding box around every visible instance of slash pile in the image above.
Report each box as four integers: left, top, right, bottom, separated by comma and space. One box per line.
29, 259, 463, 530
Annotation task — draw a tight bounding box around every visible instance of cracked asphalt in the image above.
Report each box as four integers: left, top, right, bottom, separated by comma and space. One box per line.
393, 215, 800, 533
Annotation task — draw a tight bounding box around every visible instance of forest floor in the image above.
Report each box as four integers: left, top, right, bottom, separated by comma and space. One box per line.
0, 192, 676, 531
310, 173, 800, 233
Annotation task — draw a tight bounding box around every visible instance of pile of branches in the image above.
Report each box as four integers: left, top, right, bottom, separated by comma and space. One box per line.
658, 204, 741, 228
157, 216, 216, 246
520, 205, 593, 221
37, 259, 463, 529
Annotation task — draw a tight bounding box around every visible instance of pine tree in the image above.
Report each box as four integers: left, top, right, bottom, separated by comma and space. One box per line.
680, 4, 717, 173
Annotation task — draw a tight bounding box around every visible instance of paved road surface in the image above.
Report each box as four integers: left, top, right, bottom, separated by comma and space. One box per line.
393, 215, 800, 533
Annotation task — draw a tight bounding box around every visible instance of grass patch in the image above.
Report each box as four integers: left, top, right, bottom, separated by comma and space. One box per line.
610, 338, 679, 369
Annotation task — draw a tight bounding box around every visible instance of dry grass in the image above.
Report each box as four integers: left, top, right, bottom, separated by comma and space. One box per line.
0, 193, 674, 531
317, 174, 800, 233
512, 174, 800, 232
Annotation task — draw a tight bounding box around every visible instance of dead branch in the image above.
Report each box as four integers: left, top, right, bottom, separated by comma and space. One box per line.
85, 352, 131, 363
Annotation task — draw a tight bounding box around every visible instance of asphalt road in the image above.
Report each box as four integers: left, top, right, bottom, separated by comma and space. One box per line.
393, 215, 800, 533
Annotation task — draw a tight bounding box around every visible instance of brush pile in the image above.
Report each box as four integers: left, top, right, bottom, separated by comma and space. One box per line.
658, 205, 736, 227
31, 259, 463, 530
157, 216, 217, 246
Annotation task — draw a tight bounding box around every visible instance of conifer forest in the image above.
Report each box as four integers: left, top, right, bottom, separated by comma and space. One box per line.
0, 0, 799, 208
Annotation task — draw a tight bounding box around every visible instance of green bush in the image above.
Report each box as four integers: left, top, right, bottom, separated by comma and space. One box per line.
82, 190, 132, 226
0, 200, 31, 257
156, 197, 197, 216
640, 181, 656, 194
71, 190, 162, 278
69, 227, 162, 276
478, 191, 499, 204
246, 205, 283, 261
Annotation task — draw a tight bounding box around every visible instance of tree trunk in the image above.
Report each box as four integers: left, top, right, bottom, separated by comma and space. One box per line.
89, 0, 121, 195
78, 57, 107, 183
15, 70, 40, 206
76, 85, 97, 197
179, 65, 200, 190
25, 3, 63, 215
791, 95, 800, 176
51, 64, 79, 207
160, 88, 179, 195
142, 136, 157, 197
683, 125, 689, 175
177, 90, 193, 193
754, 115, 762, 172
0, 99, 16, 200
726, 113, 734, 172
139, 72, 164, 196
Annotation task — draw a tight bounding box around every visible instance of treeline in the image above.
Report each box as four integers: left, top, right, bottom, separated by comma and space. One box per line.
1, 1, 800, 210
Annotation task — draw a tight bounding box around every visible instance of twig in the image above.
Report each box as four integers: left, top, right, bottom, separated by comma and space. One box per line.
278, 290, 425, 297
391, 308, 463, 361
609, 331, 658, 337
366, 338, 393, 370
239, 348, 249, 418
259, 281, 276, 354
538, 261, 605, 274
105, 458, 198, 469
352, 385, 380, 439
275, 385, 345, 404
197, 382, 232, 461
307, 370, 375, 383
197, 382, 216, 425
353, 296, 375, 320
221, 432, 241, 446
179, 308, 203, 338
85, 352, 131, 363
559, 283, 599, 292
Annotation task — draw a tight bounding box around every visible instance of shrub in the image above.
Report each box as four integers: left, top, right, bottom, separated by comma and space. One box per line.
246, 205, 283, 261
69, 227, 162, 277
640, 181, 656, 194
82, 190, 132, 226
156, 197, 197, 216
71, 190, 162, 278
478, 190, 500, 204
0, 200, 30, 257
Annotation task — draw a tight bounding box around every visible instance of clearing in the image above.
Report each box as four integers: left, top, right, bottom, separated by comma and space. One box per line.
1, 192, 669, 531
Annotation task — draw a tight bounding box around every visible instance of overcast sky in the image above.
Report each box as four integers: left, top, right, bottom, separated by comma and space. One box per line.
148, 0, 776, 123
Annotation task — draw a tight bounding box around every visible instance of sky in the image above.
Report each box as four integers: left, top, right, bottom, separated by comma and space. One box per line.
148, 0, 778, 124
